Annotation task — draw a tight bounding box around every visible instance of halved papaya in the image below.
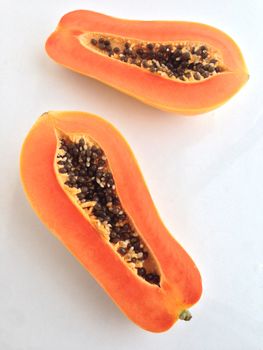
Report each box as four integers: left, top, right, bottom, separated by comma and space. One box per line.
20, 111, 202, 332
45, 10, 248, 115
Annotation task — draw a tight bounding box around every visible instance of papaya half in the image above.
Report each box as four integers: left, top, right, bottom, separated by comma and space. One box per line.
45, 10, 248, 115
20, 111, 202, 332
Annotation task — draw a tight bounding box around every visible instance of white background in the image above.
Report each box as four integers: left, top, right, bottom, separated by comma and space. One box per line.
1, 0, 263, 349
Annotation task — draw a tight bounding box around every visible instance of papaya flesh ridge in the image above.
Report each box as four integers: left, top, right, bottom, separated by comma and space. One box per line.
46, 10, 248, 114
20, 111, 202, 332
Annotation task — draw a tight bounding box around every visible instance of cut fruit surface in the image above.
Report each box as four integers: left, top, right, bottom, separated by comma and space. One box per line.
20, 111, 202, 332
46, 10, 248, 114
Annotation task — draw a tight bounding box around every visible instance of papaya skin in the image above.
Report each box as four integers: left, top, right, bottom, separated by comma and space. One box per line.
45, 10, 249, 115
20, 111, 202, 332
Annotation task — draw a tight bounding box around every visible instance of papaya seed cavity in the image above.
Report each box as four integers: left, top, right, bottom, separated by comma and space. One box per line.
80, 33, 225, 82
55, 132, 161, 286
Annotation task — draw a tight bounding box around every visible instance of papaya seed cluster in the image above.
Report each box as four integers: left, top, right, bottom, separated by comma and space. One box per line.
57, 137, 160, 286
90, 36, 224, 81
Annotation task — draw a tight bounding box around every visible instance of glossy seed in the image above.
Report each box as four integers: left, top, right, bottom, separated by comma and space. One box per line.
81, 186, 88, 193
209, 58, 217, 64
98, 43, 105, 50
201, 50, 208, 59
77, 192, 86, 200
137, 268, 146, 277
136, 48, 144, 55
194, 72, 201, 80
146, 43, 154, 50
200, 70, 209, 78
118, 247, 127, 256
113, 47, 120, 54
181, 52, 191, 61
153, 275, 160, 285
59, 168, 67, 174
204, 64, 215, 72
145, 274, 155, 282
159, 45, 166, 53
110, 236, 120, 244
173, 48, 182, 58
142, 60, 148, 68
215, 66, 224, 73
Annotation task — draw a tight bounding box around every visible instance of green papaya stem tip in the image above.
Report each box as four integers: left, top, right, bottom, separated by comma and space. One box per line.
179, 309, 192, 321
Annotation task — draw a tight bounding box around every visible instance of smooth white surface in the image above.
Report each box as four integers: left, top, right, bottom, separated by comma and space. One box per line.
1, 0, 263, 349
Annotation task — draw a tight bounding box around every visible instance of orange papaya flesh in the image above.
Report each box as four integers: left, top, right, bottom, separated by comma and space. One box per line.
20, 111, 202, 332
45, 10, 248, 115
